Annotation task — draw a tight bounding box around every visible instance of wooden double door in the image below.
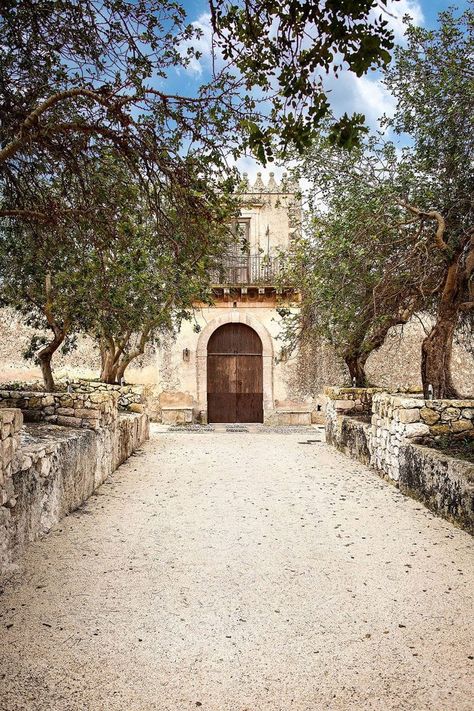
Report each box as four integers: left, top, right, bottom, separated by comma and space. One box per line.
207, 323, 263, 423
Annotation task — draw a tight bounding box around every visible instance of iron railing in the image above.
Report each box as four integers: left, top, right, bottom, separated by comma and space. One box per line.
210, 254, 281, 286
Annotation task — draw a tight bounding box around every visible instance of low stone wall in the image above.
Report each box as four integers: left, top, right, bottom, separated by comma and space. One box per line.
68, 379, 147, 414
399, 442, 474, 533
325, 387, 383, 447
0, 409, 23, 508
0, 379, 148, 414
0, 390, 118, 430
325, 388, 474, 533
326, 415, 371, 466
0, 389, 149, 577
370, 393, 473, 480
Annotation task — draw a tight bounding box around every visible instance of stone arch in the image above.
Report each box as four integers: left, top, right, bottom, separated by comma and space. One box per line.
196, 312, 274, 420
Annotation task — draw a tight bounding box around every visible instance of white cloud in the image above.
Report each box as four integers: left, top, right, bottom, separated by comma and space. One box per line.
373, 0, 424, 42
179, 13, 217, 77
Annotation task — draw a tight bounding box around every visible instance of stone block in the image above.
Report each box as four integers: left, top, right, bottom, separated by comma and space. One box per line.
451, 419, 473, 433
430, 424, 451, 435
441, 407, 461, 422
397, 408, 420, 424
37, 457, 52, 477
56, 407, 75, 416
334, 399, 355, 411
74, 408, 101, 419
81, 419, 100, 429
420, 407, 440, 425
404, 422, 430, 439
461, 408, 474, 420
57, 415, 83, 427
59, 395, 74, 407
1, 410, 15, 424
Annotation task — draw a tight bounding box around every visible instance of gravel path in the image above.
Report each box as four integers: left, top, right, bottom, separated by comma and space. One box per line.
1, 427, 473, 710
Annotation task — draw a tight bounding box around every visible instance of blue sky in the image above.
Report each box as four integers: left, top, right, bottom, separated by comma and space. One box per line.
166, 1, 471, 181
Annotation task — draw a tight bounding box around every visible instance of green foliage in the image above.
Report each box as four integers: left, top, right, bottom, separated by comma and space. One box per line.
278, 133, 442, 380
279, 6, 474, 389
0, 154, 236, 382
211, 0, 395, 158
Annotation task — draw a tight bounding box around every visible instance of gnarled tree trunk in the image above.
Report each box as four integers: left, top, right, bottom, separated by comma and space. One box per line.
421, 262, 462, 399
345, 353, 368, 387
37, 328, 66, 391
99, 326, 152, 384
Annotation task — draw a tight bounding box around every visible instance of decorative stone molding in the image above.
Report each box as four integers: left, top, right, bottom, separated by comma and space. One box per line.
196, 311, 274, 421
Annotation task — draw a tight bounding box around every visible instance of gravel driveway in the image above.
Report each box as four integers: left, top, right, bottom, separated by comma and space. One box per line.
1, 426, 473, 710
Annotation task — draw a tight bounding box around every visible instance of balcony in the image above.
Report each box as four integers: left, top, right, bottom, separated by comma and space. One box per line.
210, 254, 281, 286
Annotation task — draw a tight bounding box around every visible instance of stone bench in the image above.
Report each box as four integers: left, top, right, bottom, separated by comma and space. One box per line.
161, 405, 193, 425
275, 408, 312, 426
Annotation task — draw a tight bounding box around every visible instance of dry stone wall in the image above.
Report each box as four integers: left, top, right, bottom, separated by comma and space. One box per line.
370, 393, 474, 481
325, 387, 385, 445
0, 390, 118, 430
0, 409, 23, 509
325, 388, 474, 532
0, 391, 149, 577
0, 379, 148, 413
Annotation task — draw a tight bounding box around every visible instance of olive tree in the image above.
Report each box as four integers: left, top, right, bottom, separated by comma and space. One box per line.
384, 6, 474, 397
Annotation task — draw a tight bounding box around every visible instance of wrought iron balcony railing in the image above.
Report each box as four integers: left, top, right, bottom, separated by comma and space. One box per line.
210, 254, 281, 286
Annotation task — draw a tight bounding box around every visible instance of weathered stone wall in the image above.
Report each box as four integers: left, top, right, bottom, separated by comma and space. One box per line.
325, 388, 474, 533
399, 443, 474, 534
369, 393, 474, 481
0, 378, 149, 412
0, 409, 23, 510
0, 392, 149, 576
325, 387, 385, 445
0, 390, 118, 429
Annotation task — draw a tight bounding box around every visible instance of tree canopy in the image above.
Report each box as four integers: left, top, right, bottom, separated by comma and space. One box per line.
0, 155, 235, 388
210, 0, 397, 159
282, 6, 474, 397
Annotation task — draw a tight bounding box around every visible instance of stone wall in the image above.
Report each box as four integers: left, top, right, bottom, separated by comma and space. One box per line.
325, 388, 474, 533
0, 409, 23, 508
0, 390, 118, 430
0, 378, 149, 413
399, 443, 474, 533
369, 393, 474, 481
325, 387, 385, 445
67, 379, 148, 414
0, 392, 149, 577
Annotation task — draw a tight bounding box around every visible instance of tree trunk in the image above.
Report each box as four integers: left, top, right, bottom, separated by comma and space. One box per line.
37, 330, 65, 391
100, 349, 119, 384
38, 350, 55, 391
345, 354, 368, 387
421, 261, 462, 399
421, 308, 460, 399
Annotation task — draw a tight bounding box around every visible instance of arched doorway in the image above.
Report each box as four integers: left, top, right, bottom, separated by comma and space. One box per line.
207, 323, 263, 423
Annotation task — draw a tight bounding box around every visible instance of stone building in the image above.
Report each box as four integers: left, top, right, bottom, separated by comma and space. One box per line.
156, 172, 315, 425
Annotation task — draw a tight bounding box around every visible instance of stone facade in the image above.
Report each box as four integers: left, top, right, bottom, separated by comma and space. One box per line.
325, 388, 474, 533
0, 391, 149, 576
